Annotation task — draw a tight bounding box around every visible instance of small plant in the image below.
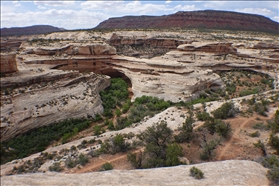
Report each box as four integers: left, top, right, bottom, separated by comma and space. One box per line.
249, 131, 260, 138
100, 162, 113, 171
49, 162, 63, 172
190, 166, 204, 179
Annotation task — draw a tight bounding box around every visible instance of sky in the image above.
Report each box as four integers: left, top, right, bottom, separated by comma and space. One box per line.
1, 0, 278, 30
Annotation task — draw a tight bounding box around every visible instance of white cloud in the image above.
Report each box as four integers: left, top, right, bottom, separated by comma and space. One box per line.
235, 8, 273, 17
165, 0, 172, 4
81, 1, 196, 15
12, 1, 21, 7
272, 16, 279, 22
1, 9, 109, 29
33, 0, 75, 7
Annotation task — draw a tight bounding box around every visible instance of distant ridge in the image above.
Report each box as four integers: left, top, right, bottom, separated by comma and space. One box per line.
96, 10, 279, 33
0, 25, 65, 37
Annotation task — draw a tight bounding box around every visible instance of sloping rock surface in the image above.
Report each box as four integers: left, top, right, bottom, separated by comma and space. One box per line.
1, 160, 269, 186
96, 10, 279, 33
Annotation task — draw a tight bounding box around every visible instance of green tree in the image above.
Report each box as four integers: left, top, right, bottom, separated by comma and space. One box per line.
269, 134, 279, 154
112, 134, 128, 153
142, 120, 172, 168
212, 102, 237, 119
175, 111, 194, 143
127, 151, 145, 169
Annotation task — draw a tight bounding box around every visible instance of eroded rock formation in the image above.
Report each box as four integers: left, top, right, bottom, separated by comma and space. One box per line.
0, 53, 18, 73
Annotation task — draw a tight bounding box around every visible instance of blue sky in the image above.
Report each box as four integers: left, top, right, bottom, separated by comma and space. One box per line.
1, 1, 278, 30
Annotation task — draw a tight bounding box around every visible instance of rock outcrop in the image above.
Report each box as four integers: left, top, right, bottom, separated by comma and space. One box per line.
0, 53, 18, 73
0, 69, 110, 141
1, 160, 269, 186
30, 44, 116, 56
178, 42, 237, 54
0, 25, 64, 37
96, 10, 279, 33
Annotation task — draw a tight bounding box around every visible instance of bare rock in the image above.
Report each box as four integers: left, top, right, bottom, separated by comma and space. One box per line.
0, 160, 269, 186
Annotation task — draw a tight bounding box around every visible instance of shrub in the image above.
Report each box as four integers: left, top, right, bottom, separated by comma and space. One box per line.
200, 139, 219, 160
196, 112, 211, 121
249, 131, 260, 138
49, 162, 63, 172
127, 151, 144, 169
78, 153, 89, 166
94, 125, 101, 135
166, 143, 183, 166
100, 162, 113, 171
212, 102, 237, 119
190, 166, 204, 179
269, 134, 279, 154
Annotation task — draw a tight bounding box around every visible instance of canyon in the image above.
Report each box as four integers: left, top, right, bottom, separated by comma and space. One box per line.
1, 14, 279, 185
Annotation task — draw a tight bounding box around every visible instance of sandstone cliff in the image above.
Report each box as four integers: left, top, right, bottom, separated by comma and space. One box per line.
96, 10, 279, 33
0, 53, 18, 74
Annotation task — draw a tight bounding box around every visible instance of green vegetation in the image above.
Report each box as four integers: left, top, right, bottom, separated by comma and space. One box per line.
261, 155, 279, 184
212, 102, 237, 119
175, 111, 194, 143
49, 162, 63, 172
218, 70, 274, 99
115, 96, 171, 130
100, 162, 113, 171
190, 166, 204, 179
269, 134, 279, 154
200, 139, 220, 161
128, 121, 183, 168
1, 119, 91, 164
100, 78, 129, 118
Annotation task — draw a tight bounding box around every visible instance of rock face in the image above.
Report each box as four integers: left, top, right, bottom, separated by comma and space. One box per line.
178, 42, 237, 54
0, 69, 110, 141
0, 53, 18, 73
96, 10, 279, 33
0, 25, 64, 37
1, 160, 269, 186
109, 33, 190, 57
31, 44, 116, 56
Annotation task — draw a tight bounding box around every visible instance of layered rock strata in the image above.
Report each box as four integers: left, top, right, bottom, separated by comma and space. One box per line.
96, 10, 279, 33
0, 53, 18, 73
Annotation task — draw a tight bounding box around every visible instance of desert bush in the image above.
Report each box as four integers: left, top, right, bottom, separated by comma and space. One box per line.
269, 134, 279, 154
49, 162, 63, 172
261, 155, 279, 184
78, 153, 89, 166
196, 112, 211, 121
165, 143, 183, 166
127, 151, 144, 169
200, 139, 220, 161
253, 123, 269, 130
190, 166, 204, 179
175, 112, 194, 143
100, 162, 113, 171
212, 102, 237, 119
249, 131, 260, 137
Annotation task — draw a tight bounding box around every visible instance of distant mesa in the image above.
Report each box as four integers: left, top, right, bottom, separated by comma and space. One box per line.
96, 10, 279, 33
0, 25, 65, 37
